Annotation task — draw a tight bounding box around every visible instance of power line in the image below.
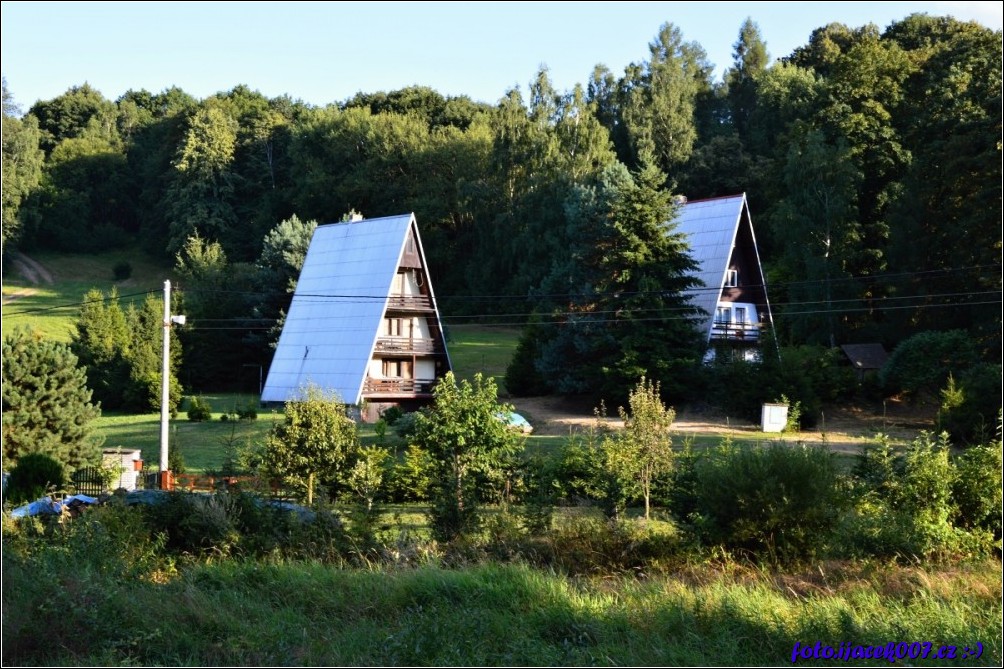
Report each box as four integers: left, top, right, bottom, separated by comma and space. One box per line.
170, 262, 1001, 303
177, 296, 1002, 332
3, 289, 159, 317
4, 263, 999, 322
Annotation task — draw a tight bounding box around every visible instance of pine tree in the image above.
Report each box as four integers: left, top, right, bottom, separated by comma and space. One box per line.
71, 287, 131, 409
2, 328, 102, 472
122, 293, 182, 413
527, 160, 704, 403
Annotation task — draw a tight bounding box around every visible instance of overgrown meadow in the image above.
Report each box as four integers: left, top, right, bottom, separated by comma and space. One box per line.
4, 415, 1001, 666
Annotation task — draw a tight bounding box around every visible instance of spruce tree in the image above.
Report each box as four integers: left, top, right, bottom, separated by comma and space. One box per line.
2, 328, 102, 472
71, 287, 131, 409
527, 160, 704, 403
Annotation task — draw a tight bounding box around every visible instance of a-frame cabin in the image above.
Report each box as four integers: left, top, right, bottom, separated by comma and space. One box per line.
672, 193, 775, 362
261, 213, 451, 420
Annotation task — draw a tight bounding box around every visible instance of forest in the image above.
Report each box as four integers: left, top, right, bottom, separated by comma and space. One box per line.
2, 14, 1001, 396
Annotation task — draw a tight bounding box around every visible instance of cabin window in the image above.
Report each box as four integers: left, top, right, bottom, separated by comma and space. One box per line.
386, 318, 411, 337
734, 307, 747, 324
406, 234, 416, 254
724, 269, 738, 288
383, 359, 413, 379
715, 307, 732, 324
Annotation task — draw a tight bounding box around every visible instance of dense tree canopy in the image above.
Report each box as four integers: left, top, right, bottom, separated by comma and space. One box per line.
2, 77, 44, 247
3, 12, 999, 391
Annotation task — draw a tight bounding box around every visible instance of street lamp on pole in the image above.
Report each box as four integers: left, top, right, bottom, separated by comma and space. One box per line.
159, 280, 185, 490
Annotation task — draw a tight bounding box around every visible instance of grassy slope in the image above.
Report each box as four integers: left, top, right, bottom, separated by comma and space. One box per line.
96, 394, 285, 473
445, 324, 521, 392
3, 249, 172, 341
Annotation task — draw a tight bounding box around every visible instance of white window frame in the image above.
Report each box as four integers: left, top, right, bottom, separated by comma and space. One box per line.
724, 269, 738, 288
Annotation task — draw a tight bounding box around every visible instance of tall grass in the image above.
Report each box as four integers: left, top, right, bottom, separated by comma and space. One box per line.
3, 543, 999, 666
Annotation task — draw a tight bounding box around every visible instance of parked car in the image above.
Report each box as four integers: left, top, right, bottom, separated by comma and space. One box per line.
498, 411, 533, 434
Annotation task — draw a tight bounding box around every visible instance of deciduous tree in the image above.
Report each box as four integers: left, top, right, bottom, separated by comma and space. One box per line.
618, 377, 676, 520
264, 384, 359, 505
414, 372, 524, 540
2, 78, 44, 247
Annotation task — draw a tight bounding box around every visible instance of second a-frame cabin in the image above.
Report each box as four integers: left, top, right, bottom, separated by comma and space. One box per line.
261, 213, 451, 420
672, 193, 775, 362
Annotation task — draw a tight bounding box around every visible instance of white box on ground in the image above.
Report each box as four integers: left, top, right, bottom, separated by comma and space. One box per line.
761, 403, 789, 433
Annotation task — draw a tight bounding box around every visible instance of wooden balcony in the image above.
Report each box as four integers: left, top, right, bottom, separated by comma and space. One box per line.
374, 337, 442, 355
386, 295, 433, 312
362, 378, 435, 397
710, 321, 760, 342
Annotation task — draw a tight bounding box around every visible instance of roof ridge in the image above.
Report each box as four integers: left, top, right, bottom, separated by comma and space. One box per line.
681, 193, 745, 205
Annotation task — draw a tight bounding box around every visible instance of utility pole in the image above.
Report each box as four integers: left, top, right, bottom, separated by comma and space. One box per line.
159, 280, 185, 489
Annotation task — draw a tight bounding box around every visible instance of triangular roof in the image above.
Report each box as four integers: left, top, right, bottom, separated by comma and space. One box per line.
840, 343, 889, 371
261, 213, 448, 404
670, 193, 773, 342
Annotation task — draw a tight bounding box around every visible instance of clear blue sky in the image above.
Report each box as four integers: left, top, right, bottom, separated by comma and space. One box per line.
2, 1, 1001, 110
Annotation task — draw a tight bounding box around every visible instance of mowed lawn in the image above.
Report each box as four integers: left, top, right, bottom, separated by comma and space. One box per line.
94, 394, 284, 473
444, 324, 521, 391
3, 249, 172, 342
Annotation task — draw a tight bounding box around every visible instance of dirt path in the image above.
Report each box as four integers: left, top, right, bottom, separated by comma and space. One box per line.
510, 395, 935, 456
9, 252, 55, 285
3, 253, 54, 305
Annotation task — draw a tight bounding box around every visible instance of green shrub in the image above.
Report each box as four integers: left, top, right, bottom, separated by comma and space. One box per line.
168, 445, 186, 476
779, 394, 802, 432
552, 419, 637, 521
553, 436, 598, 504
516, 453, 558, 534
663, 437, 703, 523
186, 395, 212, 422
236, 402, 258, 421
6, 453, 66, 503
841, 431, 996, 560
952, 440, 1003, 538
388, 444, 433, 502
937, 364, 1002, 445
546, 517, 682, 575
881, 330, 980, 398
112, 261, 132, 281
703, 346, 857, 429
379, 405, 404, 426
392, 411, 421, 440
136, 490, 348, 560
692, 442, 844, 561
